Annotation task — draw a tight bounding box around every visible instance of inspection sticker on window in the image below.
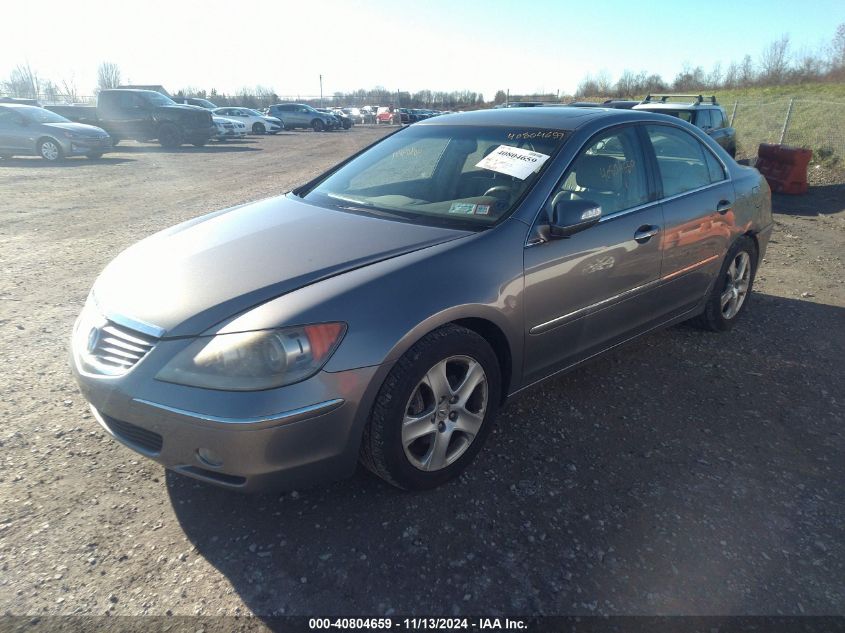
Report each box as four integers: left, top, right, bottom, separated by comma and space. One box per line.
475, 145, 551, 180
448, 202, 478, 214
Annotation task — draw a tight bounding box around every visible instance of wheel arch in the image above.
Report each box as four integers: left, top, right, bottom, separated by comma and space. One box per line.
371, 306, 521, 405
452, 317, 513, 401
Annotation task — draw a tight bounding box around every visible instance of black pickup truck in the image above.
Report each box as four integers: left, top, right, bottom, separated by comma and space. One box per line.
48, 89, 215, 148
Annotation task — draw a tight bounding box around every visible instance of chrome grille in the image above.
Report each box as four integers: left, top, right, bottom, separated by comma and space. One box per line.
89, 320, 157, 372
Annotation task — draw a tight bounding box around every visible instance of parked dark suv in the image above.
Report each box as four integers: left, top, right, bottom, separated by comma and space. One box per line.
634, 94, 736, 157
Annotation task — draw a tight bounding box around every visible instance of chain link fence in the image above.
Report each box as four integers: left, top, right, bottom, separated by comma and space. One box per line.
729, 99, 845, 166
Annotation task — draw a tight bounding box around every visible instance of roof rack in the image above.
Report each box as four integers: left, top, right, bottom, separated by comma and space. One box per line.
642, 94, 718, 105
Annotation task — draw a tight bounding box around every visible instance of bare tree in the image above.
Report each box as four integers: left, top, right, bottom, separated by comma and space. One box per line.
615, 70, 637, 97
738, 54, 756, 86
723, 61, 740, 88
832, 23, 845, 69
1, 62, 40, 98
594, 70, 613, 96
642, 73, 667, 94
672, 63, 705, 90
96, 62, 122, 93
759, 35, 790, 84
58, 77, 81, 103
705, 62, 723, 89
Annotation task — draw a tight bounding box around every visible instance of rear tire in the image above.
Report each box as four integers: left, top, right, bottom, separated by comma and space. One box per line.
38, 138, 63, 162
110, 137, 120, 147
691, 236, 758, 332
158, 124, 181, 148
252, 122, 266, 135
312, 119, 325, 132
360, 324, 501, 490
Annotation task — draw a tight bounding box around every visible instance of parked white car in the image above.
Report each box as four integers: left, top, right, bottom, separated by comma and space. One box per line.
211, 116, 247, 141
212, 107, 283, 135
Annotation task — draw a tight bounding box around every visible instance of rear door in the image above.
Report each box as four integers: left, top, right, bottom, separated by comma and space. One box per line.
643, 123, 736, 318
0, 107, 31, 152
523, 124, 664, 382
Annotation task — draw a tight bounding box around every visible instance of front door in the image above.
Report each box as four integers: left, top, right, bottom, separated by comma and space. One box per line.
523, 125, 664, 383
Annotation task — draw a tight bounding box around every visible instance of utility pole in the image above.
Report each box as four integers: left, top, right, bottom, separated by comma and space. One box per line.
319, 74, 323, 108
506, 89, 509, 107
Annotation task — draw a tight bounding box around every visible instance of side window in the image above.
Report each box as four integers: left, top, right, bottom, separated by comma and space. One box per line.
645, 125, 714, 197
0, 108, 19, 125
549, 126, 649, 216
696, 110, 712, 130
704, 150, 726, 183
711, 109, 726, 129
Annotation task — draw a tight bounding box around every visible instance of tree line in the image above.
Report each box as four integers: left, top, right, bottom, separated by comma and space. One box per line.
573, 25, 845, 99
3, 25, 844, 105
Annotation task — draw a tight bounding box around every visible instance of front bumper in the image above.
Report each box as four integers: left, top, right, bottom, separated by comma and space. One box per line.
66, 137, 111, 155
185, 125, 216, 143
71, 339, 384, 492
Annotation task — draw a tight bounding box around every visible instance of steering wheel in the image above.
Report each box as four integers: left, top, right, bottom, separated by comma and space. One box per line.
482, 185, 513, 212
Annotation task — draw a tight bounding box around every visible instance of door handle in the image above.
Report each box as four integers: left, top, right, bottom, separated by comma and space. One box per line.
634, 225, 660, 243
716, 199, 732, 214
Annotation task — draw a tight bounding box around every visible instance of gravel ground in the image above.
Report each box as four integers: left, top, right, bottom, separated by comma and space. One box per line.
0, 128, 843, 619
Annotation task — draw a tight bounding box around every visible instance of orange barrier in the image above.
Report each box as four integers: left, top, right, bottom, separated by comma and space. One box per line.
756, 144, 812, 195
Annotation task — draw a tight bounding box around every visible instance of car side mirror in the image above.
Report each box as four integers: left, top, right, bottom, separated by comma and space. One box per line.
549, 199, 602, 238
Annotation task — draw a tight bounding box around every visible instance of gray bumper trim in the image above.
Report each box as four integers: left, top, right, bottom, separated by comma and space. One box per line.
132, 397, 345, 429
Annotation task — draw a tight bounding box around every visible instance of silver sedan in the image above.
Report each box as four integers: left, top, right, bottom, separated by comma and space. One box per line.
0, 104, 110, 161
70, 107, 773, 492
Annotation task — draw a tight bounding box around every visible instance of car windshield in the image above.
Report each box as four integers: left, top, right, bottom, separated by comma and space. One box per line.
191, 98, 216, 108
22, 108, 69, 124
302, 124, 567, 229
247, 109, 263, 116
142, 92, 176, 106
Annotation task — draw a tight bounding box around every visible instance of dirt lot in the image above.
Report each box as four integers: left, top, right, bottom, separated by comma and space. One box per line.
1, 127, 843, 620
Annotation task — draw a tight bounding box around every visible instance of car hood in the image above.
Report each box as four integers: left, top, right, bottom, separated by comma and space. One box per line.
43, 122, 107, 136
93, 194, 471, 338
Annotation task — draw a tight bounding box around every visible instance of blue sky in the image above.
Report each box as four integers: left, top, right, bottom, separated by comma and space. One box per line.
0, 0, 841, 99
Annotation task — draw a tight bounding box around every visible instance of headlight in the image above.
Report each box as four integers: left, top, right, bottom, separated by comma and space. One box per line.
155, 323, 346, 391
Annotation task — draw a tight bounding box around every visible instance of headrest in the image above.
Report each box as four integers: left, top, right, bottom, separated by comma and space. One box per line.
575, 155, 625, 191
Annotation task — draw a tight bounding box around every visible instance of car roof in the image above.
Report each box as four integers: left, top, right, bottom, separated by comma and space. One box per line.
415, 106, 652, 130
0, 103, 39, 110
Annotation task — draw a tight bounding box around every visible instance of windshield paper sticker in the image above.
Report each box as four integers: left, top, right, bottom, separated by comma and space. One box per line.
449, 202, 478, 214
475, 145, 550, 180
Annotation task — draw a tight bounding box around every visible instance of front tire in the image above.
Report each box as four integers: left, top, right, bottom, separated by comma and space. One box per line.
312, 119, 325, 132
692, 236, 757, 332
252, 122, 266, 135
158, 124, 181, 148
38, 139, 63, 162
360, 324, 501, 490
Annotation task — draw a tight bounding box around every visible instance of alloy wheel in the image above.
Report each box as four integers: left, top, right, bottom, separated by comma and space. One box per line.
721, 251, 751, 319
402, 355, 488, 472
40, 141, 60, 161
